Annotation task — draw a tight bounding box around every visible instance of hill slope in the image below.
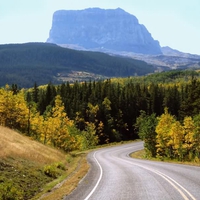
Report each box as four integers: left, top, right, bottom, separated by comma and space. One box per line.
0, 43, 157, 88
0, 126, 67, 199
0, 126, 65, 163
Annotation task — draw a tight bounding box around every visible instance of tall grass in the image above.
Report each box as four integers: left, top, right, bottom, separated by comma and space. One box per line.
0, 126, 66, 164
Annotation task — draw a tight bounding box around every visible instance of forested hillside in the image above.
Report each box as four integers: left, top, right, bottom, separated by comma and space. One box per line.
0, 43, 157, 88
1, 70, 200, 156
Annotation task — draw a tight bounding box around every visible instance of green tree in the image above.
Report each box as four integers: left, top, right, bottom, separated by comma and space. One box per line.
32, 82, 39, 103
135, 111, 157, 157
180, 78, 200, 118
81, 122, 99, 149
102, 97, 119, 142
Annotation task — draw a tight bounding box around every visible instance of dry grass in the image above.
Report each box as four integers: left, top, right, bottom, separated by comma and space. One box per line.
0, 126, 66, 164
130, 149, 146, 159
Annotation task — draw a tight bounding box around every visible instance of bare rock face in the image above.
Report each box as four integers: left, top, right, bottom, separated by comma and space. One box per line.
47, 8, 162, 55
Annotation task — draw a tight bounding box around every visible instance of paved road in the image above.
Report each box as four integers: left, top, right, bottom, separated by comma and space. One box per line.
64, 141, 200, 200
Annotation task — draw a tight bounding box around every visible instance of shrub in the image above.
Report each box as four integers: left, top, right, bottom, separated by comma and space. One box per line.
43, 165, 60, 178
55, 162, 66, 171
0, 181, 23, 200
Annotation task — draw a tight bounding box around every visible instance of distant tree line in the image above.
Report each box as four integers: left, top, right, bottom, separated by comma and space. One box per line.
27, 71, 200, 144
0, 70, 200, 159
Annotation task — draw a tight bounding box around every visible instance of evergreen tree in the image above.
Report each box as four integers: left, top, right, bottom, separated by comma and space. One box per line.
180, 78, 200, 118
32, 82, 39, 103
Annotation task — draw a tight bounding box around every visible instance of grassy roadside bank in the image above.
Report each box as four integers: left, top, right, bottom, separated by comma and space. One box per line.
36, 141, 135, 199
37, 153, 89, 200
130, 149, 200, 167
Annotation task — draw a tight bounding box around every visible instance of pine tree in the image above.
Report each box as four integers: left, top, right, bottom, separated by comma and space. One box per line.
32, 82, 39, 103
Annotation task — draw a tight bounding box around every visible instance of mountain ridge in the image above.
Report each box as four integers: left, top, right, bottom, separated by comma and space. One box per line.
161, 46, 200, 58
0, 42, 157, 88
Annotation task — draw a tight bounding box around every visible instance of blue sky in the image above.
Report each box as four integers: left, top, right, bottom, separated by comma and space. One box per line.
0, 0, 200, 54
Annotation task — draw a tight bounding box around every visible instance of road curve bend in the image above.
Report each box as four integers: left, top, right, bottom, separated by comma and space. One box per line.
64, 141, 200, 200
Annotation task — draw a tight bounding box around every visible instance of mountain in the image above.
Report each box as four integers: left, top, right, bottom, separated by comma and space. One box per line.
47, 8, 162, 55
161, 46, 200, 59
95, 46, 200, 70
125, 47, 200, 69
0, 43, 158, 88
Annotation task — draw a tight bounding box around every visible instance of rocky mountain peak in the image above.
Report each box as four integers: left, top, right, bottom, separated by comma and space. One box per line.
47, 8, 162, 55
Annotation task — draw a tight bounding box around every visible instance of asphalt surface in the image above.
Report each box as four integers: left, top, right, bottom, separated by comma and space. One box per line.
64, 141, 200, 200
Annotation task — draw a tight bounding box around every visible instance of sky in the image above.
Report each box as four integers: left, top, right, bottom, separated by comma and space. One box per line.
0, 0, 200, 55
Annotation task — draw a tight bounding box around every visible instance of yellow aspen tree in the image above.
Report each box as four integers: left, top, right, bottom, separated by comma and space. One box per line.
3, 88, 16, 127
193, 114, 200, 161
168, 121, 184, 160
50, 95, 67, 147
14, 91, 29, 131
30, 112, 43, 140
49, 95, 80, 151
0, 88, 7, 125
156, 108, 176, 159
40, 117, 55, 145
183, 116, 195, 161
52, 95, 67, 119
0, 87, 29, 130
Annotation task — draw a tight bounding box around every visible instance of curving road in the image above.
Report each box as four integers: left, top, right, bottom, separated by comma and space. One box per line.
64, 141, 200, 200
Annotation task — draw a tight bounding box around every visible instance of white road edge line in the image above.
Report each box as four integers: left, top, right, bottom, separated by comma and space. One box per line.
154, 169, 196, 200
84, 151, 103, 200
151, 169, 191, 200
123, 159, 196, 200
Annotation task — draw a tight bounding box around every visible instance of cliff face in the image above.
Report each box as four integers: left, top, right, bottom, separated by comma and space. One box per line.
47, 8, 162, 55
